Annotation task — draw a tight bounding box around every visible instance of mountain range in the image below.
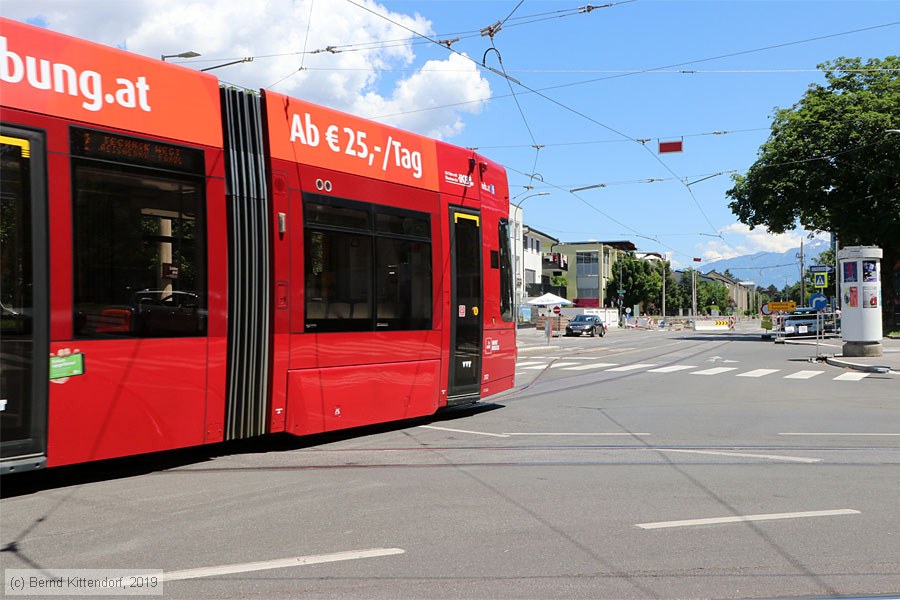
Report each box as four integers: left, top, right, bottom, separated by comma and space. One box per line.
699, 238, 831, 289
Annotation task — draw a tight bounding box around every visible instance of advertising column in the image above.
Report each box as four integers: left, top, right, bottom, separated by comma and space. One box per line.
838, 246, 883, 357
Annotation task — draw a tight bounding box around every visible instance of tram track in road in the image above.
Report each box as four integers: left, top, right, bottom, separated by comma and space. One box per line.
158, 442, 900, 474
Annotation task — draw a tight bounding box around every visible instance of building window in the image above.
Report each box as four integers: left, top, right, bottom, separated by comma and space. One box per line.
576, 251, 600, 299
576, 251, 599, 275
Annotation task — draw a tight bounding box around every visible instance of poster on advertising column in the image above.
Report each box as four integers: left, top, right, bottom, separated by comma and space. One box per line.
862, 260, 879, 282
846, 286, 858, 308
863, 286, 879, 309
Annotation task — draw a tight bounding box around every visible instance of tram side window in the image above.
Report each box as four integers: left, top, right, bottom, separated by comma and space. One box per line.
498, 218, 514, 322
304, 194, 432, 332
72, 152, 207, 338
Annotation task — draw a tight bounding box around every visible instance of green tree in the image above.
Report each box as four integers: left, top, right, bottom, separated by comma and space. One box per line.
698, 281, 730, 314
551, 275, 568, 288
727, 56, 900, 325
606, 254, 662, 312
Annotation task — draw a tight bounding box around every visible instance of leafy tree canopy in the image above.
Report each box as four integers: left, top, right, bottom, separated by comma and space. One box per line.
727, 56, 899, 322
606, 254, 662, 310
727, 56, 899, 244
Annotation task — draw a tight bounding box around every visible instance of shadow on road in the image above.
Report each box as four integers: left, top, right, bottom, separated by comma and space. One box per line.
0, 403, 505, 498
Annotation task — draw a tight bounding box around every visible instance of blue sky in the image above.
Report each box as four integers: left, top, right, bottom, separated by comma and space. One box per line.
4, 0, 898, 267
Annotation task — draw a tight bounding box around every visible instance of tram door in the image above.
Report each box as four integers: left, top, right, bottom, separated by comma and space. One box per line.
0, 128, 49, 473
447, 207, 483, 405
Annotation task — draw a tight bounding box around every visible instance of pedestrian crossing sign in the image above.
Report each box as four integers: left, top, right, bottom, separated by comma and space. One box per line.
813, 273, 828, 288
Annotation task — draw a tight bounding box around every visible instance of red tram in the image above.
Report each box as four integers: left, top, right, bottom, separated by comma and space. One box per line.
0, 18, 517, 473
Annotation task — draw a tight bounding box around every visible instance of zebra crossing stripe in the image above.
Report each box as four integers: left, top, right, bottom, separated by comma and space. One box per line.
562, 362, 619, 371
691, 367, 738, 376
833, 372, 868, 381
647, 365, 696, 373
737, 369, 781, 378
784, 371, 824, 379
606, 363, 657, 372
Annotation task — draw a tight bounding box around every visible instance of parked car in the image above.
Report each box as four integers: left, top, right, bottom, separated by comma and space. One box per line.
781, 307, 823, 335
565, 314, 607, 337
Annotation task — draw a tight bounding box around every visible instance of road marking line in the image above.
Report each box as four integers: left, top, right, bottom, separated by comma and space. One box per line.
162, 548, 406, 582
636, 509, 859, 530
834, 372, 869, 381
737, 369, 781, 378
690, 367, 738, 375
549, 362, 581, 368
561, 362, 619, 371
605, 363, 657, 372
655, 448, 820, 463
503, 432, 652, 436
784, 370, 824, 379
418, 425, 509, 438
521, 364, 550, 370
515, 361, 545, 367
647, 365, 696, 373
780, 432, 900, 436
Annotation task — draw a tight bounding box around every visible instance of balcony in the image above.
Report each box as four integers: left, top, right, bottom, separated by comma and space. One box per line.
526, 283, 567, 299
542, 252, 568, 271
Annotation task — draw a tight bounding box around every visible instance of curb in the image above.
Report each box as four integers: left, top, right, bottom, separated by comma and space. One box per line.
824, 356, 897, 375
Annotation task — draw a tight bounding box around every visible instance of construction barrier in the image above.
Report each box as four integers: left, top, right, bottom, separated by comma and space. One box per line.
693, 318, 733, 332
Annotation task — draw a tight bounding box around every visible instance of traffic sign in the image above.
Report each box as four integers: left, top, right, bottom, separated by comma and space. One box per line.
659, 140, 683, 154
760, 302, 772, 316
552, 305, 561, 315
809, 265, 835, 274
809, 293, 827, 310
813, 273, 828, 288
769, 301, 796, 312
617, 289, 626, 294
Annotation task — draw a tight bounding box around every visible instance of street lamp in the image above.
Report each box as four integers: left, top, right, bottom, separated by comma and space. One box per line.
513, 191, 550, 210
161, 51, 201, 61
511, 192, 550, 323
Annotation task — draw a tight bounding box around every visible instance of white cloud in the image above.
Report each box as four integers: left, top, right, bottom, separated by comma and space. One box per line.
698, 223, 828, 261
1, 0, 491, 139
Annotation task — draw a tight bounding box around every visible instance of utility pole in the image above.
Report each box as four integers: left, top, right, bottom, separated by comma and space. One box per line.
661, 260, 667, 319
833, 233, 840, 310
691, 269, 697, 317
797, 239, 805, 306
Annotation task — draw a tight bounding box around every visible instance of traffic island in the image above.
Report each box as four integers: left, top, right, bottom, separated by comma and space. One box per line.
842, 340, 883, 357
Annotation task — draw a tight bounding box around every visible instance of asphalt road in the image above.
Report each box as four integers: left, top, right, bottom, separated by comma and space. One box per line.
2, 325, 899, 599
